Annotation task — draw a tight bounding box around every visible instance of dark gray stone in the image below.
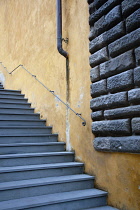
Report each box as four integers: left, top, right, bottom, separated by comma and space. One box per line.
89, 0, 120, 25
100, 50, 135, 78
134, 67, 140, 85
128, 88, 140, 103
91, 5, 121, 36
126, 9, 140, 33
94, 0, 108, 9
132, 118, 140, 134
90, 79, 107, 97
89, 26, 95, 41
122, 0, 140, 17
107, 69, 133, 93
92, 119, 131, 136
108, 28, 140, 57
89, 47, 108, 67
135, 46, 140, 65
89, 22, 125, 53
90, 66, 100, 83
91, 111, 104, 121
94, 136, 140, 153
104, 5, 121, 29
104, 105, 140, 119
89, 2, 95, 14
87, 0, 93, 4
90, 91, 127, 110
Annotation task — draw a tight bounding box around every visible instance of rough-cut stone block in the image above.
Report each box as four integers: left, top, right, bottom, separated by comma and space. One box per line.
90, 91, 127, 110
90, 66, 100, 83
126, 9, 140, 33
94, 136, 140, 153
91, 111, 103, 121
89, 47, 108, 67
89, 27, 95, 41
91, 79, 107, 97
104, 105, 140, 119
128, 89, 140, 103
92, 119, 131, 136
122, 0, 140, 17
89, 2, 95, 14
87, 0, 93, 4
108, 28, 140, 57
89, 0, 120, 25
132, 118, 140, 134
91, 5, 121, 37
89, 22, 125, 53
135, 46, 140, 65
107, 69, 133, 93
100, 50, 134, 78
134, 67, 140, 85
94, 0, 108, 9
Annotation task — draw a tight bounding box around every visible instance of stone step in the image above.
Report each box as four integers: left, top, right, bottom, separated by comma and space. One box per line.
0, 152, 74, 167
0, 189, 107, 210
0, 113, 40, 120
0, 174, 94, 201
0, 102, 31, 108
0, 134, 58, 144
0, 93, 25, 99
0, 142, 65, 155
0, 107, 34, 114
0, 126, 52, 135
0, 162, 84, 182
0, 98, 28, 103
0, 119, 46, 126
0, 89, 21, 95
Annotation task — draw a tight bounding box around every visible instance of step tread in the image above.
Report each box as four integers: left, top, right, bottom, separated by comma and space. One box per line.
0, 151, 74, 159
0, 126, 51, 129
83, 206, 119, 210
0, 162, 84, 173
0, 119, 45, 122
0, 101, 31, 105
0, 189, 107, 210
0, 89, 21, 93
0, 142, 65, 147
0, 107, 34, 110
0, 113, 39, 116
0, 134, 58, 137
0, 174, 94, 190
0, 92, 24, 96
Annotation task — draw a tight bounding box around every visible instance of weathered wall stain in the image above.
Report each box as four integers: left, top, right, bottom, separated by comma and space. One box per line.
0, 0, 139, 209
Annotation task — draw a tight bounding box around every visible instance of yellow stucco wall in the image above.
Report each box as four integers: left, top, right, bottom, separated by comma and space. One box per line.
0, 1, 139, 210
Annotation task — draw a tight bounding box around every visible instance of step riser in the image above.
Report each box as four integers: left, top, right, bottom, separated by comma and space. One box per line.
0, 103, 31, 108
0, 94, 24, 99
0, 155, 74, 167
0, 166, 83, 183
0, 121, 46, 126
0, 109, 34, 114
0, 128, 52, 135
0, 115, 40, 120
0, 145, 65, 155
0, 180, 94, 201
0, 99, 28, 103
23, 196, 107, 210
0, 136, 58, 144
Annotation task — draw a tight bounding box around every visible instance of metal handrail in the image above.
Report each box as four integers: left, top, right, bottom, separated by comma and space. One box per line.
0, 62, 86, 126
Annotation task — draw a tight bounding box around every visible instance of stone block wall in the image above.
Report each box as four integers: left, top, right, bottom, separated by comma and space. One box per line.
88, 0, 140, 153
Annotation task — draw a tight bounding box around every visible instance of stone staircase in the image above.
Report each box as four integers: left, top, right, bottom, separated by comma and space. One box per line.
0, 83, 118, 210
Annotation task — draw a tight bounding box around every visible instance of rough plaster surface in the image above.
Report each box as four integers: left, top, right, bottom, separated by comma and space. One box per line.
0, 0, 140, 210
